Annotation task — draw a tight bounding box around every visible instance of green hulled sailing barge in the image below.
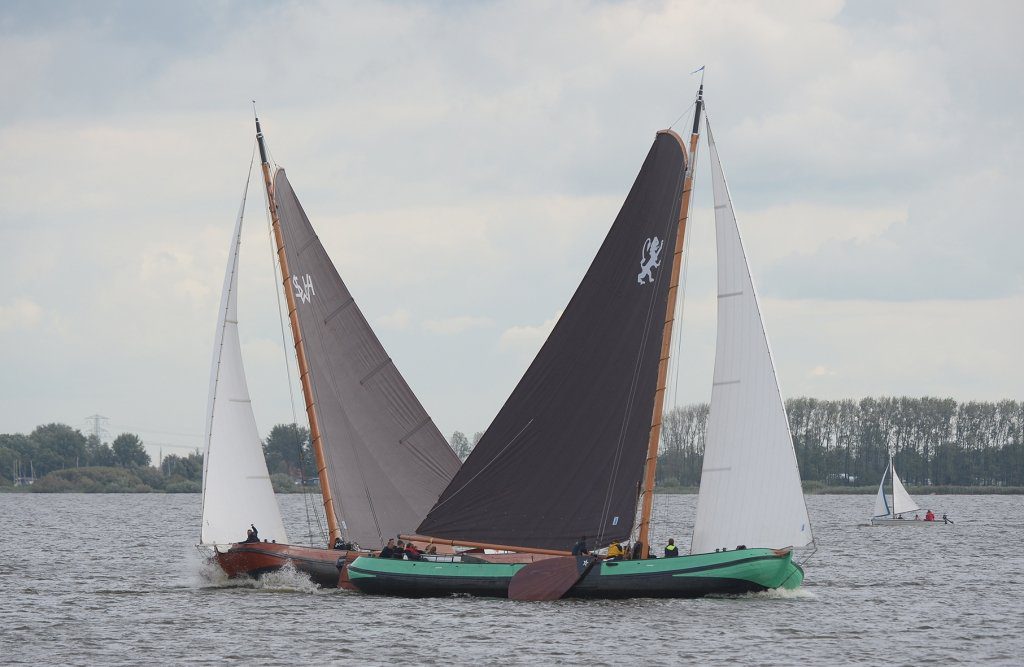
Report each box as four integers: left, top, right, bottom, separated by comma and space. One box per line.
347, 85, 812, 599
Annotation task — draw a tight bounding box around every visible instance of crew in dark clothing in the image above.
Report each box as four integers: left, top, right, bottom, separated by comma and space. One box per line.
404, 542, 422, 561
379, 538, 396, 558
244, 524, 260, 543
394, 540, 407, 558
664, 538, 679, 557
631, 541, 644, 560
571, 536, 590, 556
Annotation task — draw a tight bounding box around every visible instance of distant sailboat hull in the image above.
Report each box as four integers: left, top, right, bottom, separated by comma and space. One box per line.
211, 542, 358, 588
869, 517, 950, 527
346, 548, 803, 599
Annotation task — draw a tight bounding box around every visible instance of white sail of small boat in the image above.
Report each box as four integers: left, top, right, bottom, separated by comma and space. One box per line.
891, 461, 920, 515
200, 175, 288, 547
870, 456, 949, 526
872, 464, 890, 518
690, 120, 812, 555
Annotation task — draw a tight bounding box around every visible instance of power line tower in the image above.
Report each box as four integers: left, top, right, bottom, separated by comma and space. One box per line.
85, 414, 109, 442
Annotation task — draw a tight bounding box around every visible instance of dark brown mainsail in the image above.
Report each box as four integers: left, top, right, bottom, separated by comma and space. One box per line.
272, 170, 461, 548
416, 131, 688, 551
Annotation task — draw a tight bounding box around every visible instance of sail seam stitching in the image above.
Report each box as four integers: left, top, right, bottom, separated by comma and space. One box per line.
399, 417, 432, 444
359, 357, 393, 385
324, 297, 355, 323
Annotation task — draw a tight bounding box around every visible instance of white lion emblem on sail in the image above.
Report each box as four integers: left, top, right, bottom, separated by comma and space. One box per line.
636, 236, 663, 285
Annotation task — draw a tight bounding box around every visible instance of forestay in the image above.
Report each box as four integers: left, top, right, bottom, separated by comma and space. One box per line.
691, 122, 812, 554
417, 132, 688, 551
201, 184, 288, 546
273, 170, 461, 549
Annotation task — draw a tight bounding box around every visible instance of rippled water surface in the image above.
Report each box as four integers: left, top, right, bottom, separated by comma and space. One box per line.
1, 493, 1021, 665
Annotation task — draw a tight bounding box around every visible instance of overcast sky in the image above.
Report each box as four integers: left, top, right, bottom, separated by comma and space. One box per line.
1, 0, 1021, 459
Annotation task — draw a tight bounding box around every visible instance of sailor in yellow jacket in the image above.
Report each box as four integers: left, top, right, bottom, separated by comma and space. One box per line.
606, 541, 626, 560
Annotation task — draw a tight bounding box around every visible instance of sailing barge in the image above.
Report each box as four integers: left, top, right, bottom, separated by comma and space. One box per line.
347, 85, 812, 600
199, 114, 462, 587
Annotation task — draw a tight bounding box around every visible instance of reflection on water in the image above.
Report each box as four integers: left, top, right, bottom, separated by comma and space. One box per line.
1, 493, 1021, 665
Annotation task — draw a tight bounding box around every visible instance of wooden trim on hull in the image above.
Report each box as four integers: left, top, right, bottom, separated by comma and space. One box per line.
210, 542, 362, 588
347, 549, 803, 599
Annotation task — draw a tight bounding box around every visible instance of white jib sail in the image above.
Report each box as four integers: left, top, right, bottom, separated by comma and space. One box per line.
873, 462, 891, 517
691, 121, 813, 554
891, 461, 920, 515
200, 180, 288, 546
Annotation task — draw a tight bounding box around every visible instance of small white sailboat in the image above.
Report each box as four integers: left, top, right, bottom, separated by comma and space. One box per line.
870, 456, 950, 526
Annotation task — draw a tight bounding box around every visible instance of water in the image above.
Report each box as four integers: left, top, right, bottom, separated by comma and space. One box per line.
1, 493, 1021, 665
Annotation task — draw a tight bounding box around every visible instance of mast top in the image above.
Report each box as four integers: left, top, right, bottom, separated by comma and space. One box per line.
254, 102, 269, 166
692, 83, 704, 137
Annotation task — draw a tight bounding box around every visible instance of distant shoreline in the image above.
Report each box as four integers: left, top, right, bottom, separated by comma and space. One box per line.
655, 484, 1024, 495
6, 485, 1022, 495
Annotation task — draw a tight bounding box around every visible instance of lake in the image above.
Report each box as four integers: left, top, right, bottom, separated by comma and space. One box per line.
1, 493, 1020, 665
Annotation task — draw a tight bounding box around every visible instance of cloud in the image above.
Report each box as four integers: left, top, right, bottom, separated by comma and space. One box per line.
0, 297, 44, 332
375, 308, 412, 330
422, 315, 494, 335
499, 312, 561, 356
0, 0, 1021, 443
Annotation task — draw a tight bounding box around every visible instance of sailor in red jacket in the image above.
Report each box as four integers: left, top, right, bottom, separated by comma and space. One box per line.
925, 509, 935, 521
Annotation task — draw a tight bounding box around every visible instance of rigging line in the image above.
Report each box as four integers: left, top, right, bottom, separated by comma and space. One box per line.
264, 191, 300, 428
668, 121, 701, 411
637, 142, 696, 544
262, 170, 324, 546
202, 141, 256, 531
669, 100, 697, 132
428, 419, 535, 513
299, 281, 385, 546
595, 159, 689, 544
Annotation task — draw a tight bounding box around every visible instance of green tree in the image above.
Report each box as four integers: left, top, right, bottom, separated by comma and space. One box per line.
30, 423, 87, 475
0, 433, 36, 482
112, 433, 150, 468
263, 424, 311, 478
451, 431, 471, 461
84, 434, 116, 467
162, 451, 203, 480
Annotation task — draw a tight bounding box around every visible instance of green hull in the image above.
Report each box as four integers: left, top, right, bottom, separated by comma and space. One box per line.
347, 548, 804, 599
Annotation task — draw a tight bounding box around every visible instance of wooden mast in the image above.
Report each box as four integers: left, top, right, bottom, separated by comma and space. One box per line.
636, 84, 704, 558
255, 112, 342, 545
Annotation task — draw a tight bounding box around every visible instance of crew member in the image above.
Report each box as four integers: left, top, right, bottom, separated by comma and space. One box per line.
664, 538, 679, 558
379, 538, 396, 558
607, 541, 625, 560
244, 524, 260, 543
571, 536, 590, 556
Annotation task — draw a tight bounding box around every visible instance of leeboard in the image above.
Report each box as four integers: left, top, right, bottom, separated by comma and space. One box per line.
508, 555, 597, 601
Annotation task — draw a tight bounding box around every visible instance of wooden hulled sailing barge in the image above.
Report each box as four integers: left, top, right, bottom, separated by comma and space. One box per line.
347, 86, 813, 599
199, 115, 461, 587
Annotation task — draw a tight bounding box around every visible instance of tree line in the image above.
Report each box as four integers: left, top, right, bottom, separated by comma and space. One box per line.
0, 422, 314, 492
6, 397, 1021, 492
654, 397, 1024, 488
448, 397, 1023, 489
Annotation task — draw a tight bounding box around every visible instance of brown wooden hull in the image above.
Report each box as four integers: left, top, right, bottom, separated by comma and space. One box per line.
211, 542, 360, 588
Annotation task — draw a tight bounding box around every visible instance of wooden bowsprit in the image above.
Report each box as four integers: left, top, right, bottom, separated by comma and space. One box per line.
508, 555, 598, 601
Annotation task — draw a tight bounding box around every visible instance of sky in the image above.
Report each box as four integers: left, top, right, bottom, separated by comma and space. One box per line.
1, 0, 1021, 460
